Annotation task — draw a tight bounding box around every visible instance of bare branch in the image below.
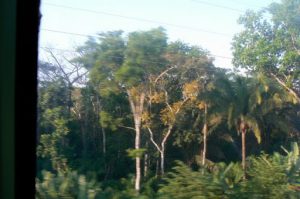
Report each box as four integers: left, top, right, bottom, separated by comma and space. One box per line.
71, 71, 89, 85
147, 127, 163, 153
63, 56, 82, 75
161, 125, 173, 147
46, 49, 72, 85
70, 107, 81, 120
119, 125, 136, 131
164, 90, 173, 113
270, 72, 300, 103
62, 55, 88, 85
154, 66, 175, 84
175, 98, 190, 114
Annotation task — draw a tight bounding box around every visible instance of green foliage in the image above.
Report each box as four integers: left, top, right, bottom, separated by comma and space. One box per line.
159, 143, 300, 198
226, 77, 262, 144
232, 0, 300, 102
158, 161, 243, 199
115, 65, 144, 87
236, 142, 300, 198
99, 111, 122, 131
36, 170, 102, 199
126, 148, 147, 159
38, 25, 300, 197
101, 177, 148, 199
37, 107, 70, 172
36, 144, 300, 198
115, 27, 167, 87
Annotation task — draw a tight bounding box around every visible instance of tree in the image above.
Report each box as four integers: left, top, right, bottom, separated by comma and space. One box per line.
36, 26, 300, 198
145, 84, 189, 175
76, 28, 168, 191
163, 41, 217, 167
39, 49, 88, 112
232, 0, 300, 103
38, 50, 89, 153
227, 77, 262, 176
250, 73, 299, 152
143, 41, 217, 174
37, 107, 70, 172
196, 73, 232, 166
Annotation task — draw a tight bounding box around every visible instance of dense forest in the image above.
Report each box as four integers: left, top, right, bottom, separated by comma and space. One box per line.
36, 0, 300, 198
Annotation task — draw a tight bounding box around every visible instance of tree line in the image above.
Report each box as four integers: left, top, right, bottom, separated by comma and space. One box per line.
36, 0, 300, 198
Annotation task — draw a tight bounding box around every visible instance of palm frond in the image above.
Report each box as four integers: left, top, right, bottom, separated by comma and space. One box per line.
244, 115, 261, 144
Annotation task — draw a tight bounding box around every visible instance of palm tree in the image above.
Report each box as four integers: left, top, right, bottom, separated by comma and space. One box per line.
196, 80, 227, 166
227, 77, 262, 177
198, 71, 236, 166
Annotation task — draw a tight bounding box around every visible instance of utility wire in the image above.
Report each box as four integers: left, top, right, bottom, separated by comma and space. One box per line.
216, 0, 267, 9
191, 0, 244, 13
43, 2, 232, 37
42, 28, 96, 38
191, 0, 270, 12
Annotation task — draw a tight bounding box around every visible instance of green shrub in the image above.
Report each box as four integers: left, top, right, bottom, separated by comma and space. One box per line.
158, 142, 300, 199
36, 170, 101, 199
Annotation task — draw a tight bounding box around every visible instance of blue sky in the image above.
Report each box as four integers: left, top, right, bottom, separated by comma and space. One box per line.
39, 0, 278, 68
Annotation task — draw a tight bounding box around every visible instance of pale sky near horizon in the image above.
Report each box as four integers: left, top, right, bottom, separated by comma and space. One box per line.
39, 0, 278, 69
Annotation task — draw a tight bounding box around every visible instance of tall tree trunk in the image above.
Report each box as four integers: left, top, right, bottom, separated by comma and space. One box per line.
127, 90, 145, 192
135, 125, 141, 191
241, 128, 246, 179
80, 120, 87, 157
202, 103, 208, 166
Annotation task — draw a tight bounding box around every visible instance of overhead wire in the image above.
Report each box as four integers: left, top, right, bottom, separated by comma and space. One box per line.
41, 28, 95, 38
190, 0, 244, 13
43, 2, 232, 37
40, 1, 249, 64
215, 0, 268, 9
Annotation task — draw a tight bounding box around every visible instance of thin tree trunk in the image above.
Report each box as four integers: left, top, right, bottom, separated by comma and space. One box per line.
144, 142, 148, 177
80, 121, 87, 157
202, 126, 207, 166
67, 85, 73, 116
102, 127, 106, 154
144, 153, 148, 177
242, 129, 246, 179
160, 125, 172, 175
202, 103, 208, 166
160, 150, 165, 175
156, 159, 159, 177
